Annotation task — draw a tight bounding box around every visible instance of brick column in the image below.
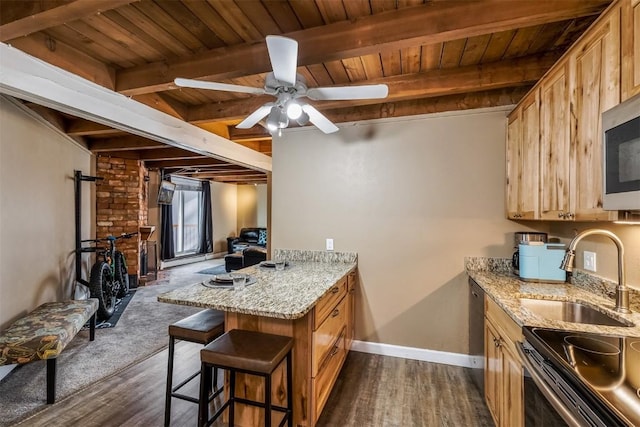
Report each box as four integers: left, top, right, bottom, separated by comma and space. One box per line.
95, 156, 149, 277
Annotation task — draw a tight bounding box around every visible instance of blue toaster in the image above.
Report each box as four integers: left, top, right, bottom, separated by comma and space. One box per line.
518, 242, 567, 282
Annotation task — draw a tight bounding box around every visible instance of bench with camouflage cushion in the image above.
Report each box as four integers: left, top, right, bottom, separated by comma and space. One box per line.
0, 299, 98, 403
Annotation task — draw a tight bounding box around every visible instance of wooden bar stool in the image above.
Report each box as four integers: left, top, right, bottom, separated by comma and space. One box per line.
165, 309, 225, 427
198, 329, 293, 427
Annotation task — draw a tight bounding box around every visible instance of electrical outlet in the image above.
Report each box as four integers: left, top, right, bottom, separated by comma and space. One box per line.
583, 251, 596, 272
326, 238, 334, 251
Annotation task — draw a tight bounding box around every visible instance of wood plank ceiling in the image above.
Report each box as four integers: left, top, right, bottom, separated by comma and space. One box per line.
0, 0, 612, 184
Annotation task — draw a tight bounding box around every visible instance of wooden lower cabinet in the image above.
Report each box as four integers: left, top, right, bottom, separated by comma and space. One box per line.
484, 298, 524, 427
224, 269, 355, 426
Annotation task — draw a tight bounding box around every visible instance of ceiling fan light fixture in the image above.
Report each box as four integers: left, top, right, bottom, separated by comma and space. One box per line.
266, 105, 288, 132
296, 110, 310, 126
286, 101, 303, 120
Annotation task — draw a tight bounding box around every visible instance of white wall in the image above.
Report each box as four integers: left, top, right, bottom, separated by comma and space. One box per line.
0, 97, 94, 329
272, 108, 539, 353
237, 184, 267, 230
210, 181, 238, 254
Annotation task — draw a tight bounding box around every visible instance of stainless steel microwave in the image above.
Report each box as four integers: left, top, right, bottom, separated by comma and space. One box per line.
602, 93, 640, 210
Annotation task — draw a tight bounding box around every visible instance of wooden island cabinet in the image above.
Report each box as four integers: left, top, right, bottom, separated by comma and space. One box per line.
506, 0, 639, 222
158, 251, 357, 427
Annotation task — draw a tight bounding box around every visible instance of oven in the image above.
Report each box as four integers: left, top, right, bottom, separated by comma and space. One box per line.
518, 327, 639, 427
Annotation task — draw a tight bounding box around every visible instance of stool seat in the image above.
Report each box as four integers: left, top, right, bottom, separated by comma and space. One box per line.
199, 329, 294, 427
169, 309, 225, 344
201, 329, 293, 374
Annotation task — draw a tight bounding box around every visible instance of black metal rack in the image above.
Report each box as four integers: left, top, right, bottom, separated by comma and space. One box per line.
74, 170, 102, 289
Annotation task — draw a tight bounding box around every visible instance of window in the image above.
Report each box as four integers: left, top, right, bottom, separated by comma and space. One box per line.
170, 177, 203, 256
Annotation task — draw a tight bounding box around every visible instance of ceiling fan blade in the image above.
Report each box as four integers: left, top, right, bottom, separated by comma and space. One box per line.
302, 104, 339, 134
236, 103, 275, 129
174, 78, 266, 95
266, 35, 298, 86
306, 84, 389, 101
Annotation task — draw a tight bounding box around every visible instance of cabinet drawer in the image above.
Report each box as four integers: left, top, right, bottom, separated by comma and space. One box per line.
312, 329, 346, 423
312, 296, 347, 376
313, 276, 347, 330
485, 296, 522, 354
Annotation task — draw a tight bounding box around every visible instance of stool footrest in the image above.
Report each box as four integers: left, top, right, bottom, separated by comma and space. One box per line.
171, 370, 200, 394
233, 397, 289, 413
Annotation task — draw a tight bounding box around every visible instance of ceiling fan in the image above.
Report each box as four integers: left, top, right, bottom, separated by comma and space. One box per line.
174, 35, 389, 135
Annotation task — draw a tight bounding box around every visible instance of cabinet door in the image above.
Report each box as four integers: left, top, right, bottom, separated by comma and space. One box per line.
485, 320, 501, 427
540, 62, 571, 220
506, 111, 521, 219
518, 91, 540, 219
570, 7, 620, 221
501, 345, 524, 427
622, 0, 640, 100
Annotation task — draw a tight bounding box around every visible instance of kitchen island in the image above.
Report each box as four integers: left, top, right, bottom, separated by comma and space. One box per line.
158, 249, 358, 426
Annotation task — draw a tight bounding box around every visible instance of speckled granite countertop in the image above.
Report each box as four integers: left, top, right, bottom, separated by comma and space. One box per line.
465, 257, 640, 337
158, 250, 357, 320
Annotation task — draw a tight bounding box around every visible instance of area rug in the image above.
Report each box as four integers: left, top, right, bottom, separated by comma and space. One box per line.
197, 264, 228, 275
0, 280, 200, 427
81, 289, 136, 330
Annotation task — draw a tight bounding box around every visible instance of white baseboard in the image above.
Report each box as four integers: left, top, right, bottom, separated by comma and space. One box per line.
0, 364, 16, 381
351, 340, 477, 369
160, 252, 220, 269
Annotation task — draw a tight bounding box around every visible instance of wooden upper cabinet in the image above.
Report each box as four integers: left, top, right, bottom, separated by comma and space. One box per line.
569, 5, 621, 221
518, 91, 540, 219
506, 112, 521, 219
621, 0, 640, 100
505, 1, 628, 222
539, 61, 571, 220
506, 91, 540, 220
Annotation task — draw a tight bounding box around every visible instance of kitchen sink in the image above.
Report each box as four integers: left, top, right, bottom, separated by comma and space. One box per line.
518, 298, 633, 327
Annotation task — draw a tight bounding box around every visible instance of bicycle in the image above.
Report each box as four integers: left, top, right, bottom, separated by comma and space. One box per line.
80, 232, 137, 320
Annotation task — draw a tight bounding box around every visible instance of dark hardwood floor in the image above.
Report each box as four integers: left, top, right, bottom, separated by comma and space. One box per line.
15, 260, 493, 426
17, 343, 492, 426
317, 352, 493, 427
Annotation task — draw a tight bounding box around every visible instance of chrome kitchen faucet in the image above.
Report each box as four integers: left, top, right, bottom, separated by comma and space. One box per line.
560, 229, 630, 314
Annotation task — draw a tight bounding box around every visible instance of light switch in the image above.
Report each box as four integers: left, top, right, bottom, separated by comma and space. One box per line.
583, 251, 596, 272
326, 238, 334, 251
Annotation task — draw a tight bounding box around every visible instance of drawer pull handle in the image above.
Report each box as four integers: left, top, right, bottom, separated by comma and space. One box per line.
330, 346, 339, 357
331, 309, 340, 317
331, 287, 339, 294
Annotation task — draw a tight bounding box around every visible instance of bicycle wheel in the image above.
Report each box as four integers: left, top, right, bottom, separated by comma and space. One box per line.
89, 261, 116, 320
114, 251, 129, 298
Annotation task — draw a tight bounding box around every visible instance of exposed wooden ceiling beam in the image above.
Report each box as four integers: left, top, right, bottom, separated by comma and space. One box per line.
135, 148, 206, 161
67, 119, 124, 136
132, 93, 189, 120
115, 0, 607, 95
0, 0, 137, 41
197, 173, 266, 179
228, 126, 271, 142
187, 54, 557, 123
88, 135, 168, 152
317, 87, 533, 124
144, 158, 231, 169
7, 32, 116, 90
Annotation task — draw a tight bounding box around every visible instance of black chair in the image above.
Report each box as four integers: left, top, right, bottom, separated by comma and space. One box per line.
165, 309, 225, 426
198, 329, 293, 427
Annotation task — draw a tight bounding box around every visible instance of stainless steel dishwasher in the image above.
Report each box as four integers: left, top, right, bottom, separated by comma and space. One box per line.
468, 278, 484, 393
